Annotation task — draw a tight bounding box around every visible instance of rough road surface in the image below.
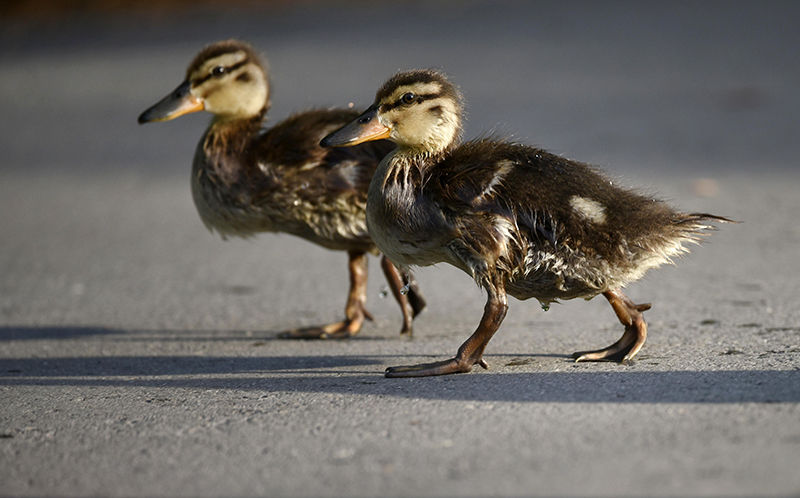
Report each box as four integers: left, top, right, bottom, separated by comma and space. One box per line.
2, 2, 799, 496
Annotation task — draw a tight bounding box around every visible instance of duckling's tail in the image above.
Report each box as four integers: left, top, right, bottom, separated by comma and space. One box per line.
670, 212, 738, 247
635, 212, 735, 263
675, 212, 738, 230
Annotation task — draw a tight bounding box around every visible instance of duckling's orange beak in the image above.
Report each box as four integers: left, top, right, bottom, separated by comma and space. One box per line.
138, 80, 204, 124
320, 106, 390, 147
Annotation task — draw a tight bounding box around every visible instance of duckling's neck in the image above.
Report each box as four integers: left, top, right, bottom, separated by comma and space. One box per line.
379, 149, 428, 193
389, 141, 454, 176
371, 146, 452, 232
204, 108, 267, 155
200, 108, 267, 183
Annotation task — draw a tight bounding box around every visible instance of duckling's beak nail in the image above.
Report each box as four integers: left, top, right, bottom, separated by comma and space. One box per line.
320, 107, 390, 147
138, 80, 204, 124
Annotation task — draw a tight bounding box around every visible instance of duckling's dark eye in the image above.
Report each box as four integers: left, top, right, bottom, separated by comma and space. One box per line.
401, 92, 416, 105
211, 66, 226, 77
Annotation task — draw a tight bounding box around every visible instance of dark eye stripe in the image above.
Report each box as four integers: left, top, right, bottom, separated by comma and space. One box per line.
380, 92, 442, 113
428, 105, 443, 118
194, 58, 250, 86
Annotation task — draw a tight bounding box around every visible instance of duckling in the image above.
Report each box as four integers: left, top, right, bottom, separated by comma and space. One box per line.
138, 40, 425, 339
321, 69, 731, 376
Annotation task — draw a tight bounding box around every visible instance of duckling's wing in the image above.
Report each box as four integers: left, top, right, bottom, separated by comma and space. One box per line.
433, 140, 575, 217
434, 139, 729, 269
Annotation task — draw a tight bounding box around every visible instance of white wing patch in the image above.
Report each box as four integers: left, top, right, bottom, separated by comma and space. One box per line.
570, 196, 606, 224
257, 161, 273, 175
482, 160, 514, 198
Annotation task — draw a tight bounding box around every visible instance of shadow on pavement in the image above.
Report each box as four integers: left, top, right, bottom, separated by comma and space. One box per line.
0, 326, 124, 341
0, 354, 380, 376
2, 354, 798, 404
0, 325, 414, 342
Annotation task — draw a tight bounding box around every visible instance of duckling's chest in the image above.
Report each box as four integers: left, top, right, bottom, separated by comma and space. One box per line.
367, 159, 451, 268
190, 149, 264, 237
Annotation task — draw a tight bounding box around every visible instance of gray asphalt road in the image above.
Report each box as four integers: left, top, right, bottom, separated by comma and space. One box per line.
2, 1, 799, 496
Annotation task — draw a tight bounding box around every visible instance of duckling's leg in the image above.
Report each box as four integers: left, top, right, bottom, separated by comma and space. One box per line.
380, 256, 427, 336
573, 289, 651, 362
385, 276, 507, 377
278, 250, 372, 339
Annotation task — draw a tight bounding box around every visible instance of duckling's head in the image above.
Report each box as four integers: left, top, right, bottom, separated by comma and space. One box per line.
139, 40, 269, 124
321, 69, 463, 155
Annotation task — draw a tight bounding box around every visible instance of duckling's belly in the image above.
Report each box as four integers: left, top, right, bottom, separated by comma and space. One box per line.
504, 247, 612, 303
505, 271, 603, 303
